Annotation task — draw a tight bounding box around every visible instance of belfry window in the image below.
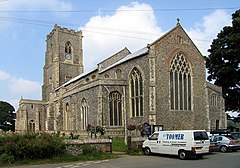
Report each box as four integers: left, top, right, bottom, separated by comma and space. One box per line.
109, 91, 122, 126
81, 99, 88, 130
65, 41, 72, 54
130, 68, 143, 117
170, 53, 192, 111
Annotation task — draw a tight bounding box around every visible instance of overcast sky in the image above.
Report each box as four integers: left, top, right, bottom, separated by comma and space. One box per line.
0, 0, 239, 110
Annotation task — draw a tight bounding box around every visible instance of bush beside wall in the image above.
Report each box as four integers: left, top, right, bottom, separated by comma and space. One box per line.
0, 133, 64, 164
0, 133, 112, 164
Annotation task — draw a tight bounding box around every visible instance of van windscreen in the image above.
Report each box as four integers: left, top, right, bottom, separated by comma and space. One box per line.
194, 131, 209, 140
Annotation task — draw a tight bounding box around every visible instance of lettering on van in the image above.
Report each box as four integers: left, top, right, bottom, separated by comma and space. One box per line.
163, 133, 185, 140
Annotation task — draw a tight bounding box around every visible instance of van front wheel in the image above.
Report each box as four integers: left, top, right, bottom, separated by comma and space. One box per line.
179, 150, 187, 160
143, 147, 151, 155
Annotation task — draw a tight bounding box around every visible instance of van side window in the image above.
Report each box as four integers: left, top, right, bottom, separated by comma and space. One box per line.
149, 133, 159, 140
194, 131, 209, 140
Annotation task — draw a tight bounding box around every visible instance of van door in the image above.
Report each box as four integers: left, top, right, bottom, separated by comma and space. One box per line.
148, 133, 159, 153
193, 131, 210, 154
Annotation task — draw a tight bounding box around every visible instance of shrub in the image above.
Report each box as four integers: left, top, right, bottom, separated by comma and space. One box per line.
0, 153, 14, 164
0, 133, 65, 163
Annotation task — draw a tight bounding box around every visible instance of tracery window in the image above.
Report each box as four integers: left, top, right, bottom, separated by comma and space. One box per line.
109, 91, 122, 126
81, 99, 88, 130
65, 41, 72, 54
130, 68, 143, 117
170, 53, 192, 111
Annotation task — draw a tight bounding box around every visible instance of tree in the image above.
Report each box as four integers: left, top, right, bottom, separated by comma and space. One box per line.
206, 9, 240, 112
233, 114, 240, 123
0, 101, 15, 131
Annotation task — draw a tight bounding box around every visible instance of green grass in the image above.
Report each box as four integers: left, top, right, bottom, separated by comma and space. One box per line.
112, 139, 128, 152
112, 138, 143, 155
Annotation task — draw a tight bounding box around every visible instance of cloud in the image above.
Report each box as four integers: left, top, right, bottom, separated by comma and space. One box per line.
81, 2, 162, 72
9, 77, 41, 94
0, 70, 41, 110
0, 70, 41, 95
0, 71, 10, 80
7, 99, 19, 112
187, 10, 231, 56
80, 3, 232, 72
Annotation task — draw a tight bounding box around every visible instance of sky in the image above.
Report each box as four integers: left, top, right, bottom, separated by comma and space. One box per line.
0, 0, 239, 112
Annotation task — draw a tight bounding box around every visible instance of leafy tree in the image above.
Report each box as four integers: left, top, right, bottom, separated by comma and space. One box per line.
206, 9, 240, 112
0, 101, 15, 131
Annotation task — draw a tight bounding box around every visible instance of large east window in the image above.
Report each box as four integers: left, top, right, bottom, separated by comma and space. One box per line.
130, 68, 143, 117
170, 53, 192, 111
109, 91, 122, 126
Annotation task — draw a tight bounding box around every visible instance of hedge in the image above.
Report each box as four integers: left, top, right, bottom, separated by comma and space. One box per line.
0, 133, 65, 164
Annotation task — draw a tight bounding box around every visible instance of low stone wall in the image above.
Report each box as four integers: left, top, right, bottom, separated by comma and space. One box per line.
128, 137, 147, 150
63, 138, 112, 156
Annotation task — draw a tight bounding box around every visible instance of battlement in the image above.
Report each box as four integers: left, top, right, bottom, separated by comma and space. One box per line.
47, 24, 82, 40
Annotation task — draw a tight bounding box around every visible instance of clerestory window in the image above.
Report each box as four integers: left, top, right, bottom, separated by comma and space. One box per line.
170, 53, 192, 111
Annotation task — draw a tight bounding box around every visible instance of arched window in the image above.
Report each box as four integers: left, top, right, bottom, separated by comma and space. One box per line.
109, 91, 122, 126
211, 93, 217, 106
65, 103, 71, 130
170, 53, 192, 111
115, 69, 122, 79
29, 120, 35, 133
130, 68, 143, 117
65, 41, 72, 55
81, 99, 88, 130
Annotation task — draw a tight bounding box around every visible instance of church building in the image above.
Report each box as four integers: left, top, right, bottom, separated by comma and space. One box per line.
15, 23, 227, 137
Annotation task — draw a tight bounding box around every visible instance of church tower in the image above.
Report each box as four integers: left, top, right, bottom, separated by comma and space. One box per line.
42, 24, 83, 101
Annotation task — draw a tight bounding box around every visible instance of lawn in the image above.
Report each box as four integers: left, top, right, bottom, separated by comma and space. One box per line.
112, 138, 128, 152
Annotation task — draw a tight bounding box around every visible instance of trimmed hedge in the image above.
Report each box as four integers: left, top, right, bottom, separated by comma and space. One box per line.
0, 133, 65, 164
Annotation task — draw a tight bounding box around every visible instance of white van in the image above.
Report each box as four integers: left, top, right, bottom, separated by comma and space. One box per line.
142, 130, 210, 159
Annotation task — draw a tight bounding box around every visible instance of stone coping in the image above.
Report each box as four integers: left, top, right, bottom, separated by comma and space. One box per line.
63, 138, 111, 144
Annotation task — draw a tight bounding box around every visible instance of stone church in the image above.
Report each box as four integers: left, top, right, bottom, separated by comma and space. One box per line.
15, 23, 227, 137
